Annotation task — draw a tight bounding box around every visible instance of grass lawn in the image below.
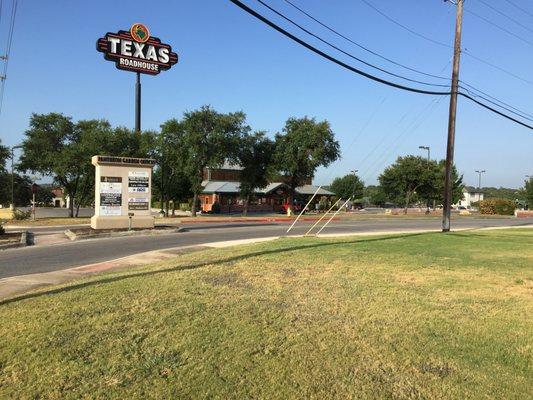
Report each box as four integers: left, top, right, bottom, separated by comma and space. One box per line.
5, 217, 91, 226
1, 229, 532, 399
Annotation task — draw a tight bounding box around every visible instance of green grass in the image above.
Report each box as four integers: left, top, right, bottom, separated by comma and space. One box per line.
1, 229, 532, 399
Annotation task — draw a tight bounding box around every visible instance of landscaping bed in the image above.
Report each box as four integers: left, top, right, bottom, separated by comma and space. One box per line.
0, 229, 531, 399
65, 225, 182, 240
0, 231, 29, 250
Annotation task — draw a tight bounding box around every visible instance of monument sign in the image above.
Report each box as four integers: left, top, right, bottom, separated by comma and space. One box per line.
91, 156, 156, 230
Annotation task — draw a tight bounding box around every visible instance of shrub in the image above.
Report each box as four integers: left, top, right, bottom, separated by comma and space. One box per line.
479, 198, 516, 215
13, 209, 32, 220
0, 221, 5, 235
179, 203, 190, 212
211, 202, 221, 214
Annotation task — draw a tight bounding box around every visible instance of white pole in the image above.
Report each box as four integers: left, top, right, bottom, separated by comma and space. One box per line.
286, 186, 322, 233
316, 197, 351, 236
304, 197, 342, 236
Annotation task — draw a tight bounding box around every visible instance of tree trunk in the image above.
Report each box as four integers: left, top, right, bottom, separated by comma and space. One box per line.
243, 195, 249, 217
165, 198, 169, 217
172, 200, 176, 216
191, 192, 198, 217
404, 192, 411, 215
69, 195, 74, 218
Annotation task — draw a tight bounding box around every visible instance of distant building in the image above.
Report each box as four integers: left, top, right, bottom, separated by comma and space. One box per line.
456, 186, 484, 208
200, 162, 334, 213
51, 187, 71, 208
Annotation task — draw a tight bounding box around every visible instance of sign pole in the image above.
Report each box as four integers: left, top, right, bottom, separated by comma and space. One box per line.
135, 72, 141, 132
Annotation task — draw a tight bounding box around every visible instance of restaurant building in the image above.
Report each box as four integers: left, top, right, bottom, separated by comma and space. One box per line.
199, 163, 334, 213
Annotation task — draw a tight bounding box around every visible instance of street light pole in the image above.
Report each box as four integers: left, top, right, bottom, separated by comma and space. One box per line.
350, 169, 359, 198
475, 170, 486, 189
10, 145, 22, 210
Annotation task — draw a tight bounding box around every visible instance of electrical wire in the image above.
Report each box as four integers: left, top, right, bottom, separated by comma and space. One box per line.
359, 0, 533, 88
473, 0, 533, 35
0, 0, 18, 117
280, 0, 533, 124
282, 0, 450, 81
462, 50, 533, 87
502, 0, 533, 20
254, 0, 449, 88
459, 82, 533, 122
464, 7, 533, 48
359, 0, 452, 48
229, 0, 533, 131
229, 0, 450, 96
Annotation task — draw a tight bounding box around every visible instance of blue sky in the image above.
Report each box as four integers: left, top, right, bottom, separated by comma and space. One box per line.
0, 0, 532, 188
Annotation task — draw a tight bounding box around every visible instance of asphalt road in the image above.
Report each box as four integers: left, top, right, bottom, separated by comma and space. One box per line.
1, 217, 531, 279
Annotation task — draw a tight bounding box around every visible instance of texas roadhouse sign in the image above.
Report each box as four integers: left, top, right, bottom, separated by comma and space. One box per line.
97, 23, 178, 75
96, 23, 178, 131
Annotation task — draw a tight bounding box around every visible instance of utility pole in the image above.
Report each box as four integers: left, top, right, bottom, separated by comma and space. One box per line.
442, 0, 464, 232
351, 169, 358, 210
475, 169, 486, 189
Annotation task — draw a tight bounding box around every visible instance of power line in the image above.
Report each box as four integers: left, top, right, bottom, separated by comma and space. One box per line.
281, 0, 533, 123
229, 0, 533, 131
254, 0, 449, 88
230, 0, 450, 96
282, 0, 450, 81
502, 0, 533, 20
464, 7, 533, 48
459, 82, 533, 122
0, 0, 18, 117
359, 0, 533, 88
462, 50, 533, 87
358, 0, 452, 48
473, 0, 533, 35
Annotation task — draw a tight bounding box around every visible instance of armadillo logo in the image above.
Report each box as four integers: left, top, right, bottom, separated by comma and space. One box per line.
130, 23, 150, 43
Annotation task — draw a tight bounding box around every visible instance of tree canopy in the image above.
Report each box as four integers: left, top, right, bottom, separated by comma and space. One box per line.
329, 173, 364, 200
237, 131, 275, 215
379, 155, 464, 213
274, 117, 340, 210
18, 113, 155, 216
161, 106, 249, 216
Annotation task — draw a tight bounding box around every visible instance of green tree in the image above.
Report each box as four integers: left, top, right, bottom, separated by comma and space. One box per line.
330, 173, 364, 200
274, 117, 340, 212
18, 113, 155, 217
379, 155, 431, 214
417, 160, 464, 208
0, 139, 8, 171
525, 178, 533, 209
363, 185, 388, 207
161, 106, 249, 216
237, 131, 275, 216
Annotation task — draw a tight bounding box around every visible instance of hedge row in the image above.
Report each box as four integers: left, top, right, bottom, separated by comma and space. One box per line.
479, 198, 516, 215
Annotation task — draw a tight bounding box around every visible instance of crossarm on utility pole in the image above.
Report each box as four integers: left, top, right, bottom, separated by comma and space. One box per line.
304, 197, 342, 236
316, 197, 351, 235
286, 186, 321, 233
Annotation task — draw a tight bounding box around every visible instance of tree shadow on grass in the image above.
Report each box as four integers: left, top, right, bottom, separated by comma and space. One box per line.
0, 231, 440, 307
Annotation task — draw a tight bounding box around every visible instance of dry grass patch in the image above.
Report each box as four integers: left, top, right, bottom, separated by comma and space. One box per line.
0, 229, 532, 399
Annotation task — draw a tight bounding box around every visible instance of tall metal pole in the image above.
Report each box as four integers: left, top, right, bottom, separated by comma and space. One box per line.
475, 170, 485, 189
442, 0, 464, 232
10, 147, 15, 209
135, 72, 141, 132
